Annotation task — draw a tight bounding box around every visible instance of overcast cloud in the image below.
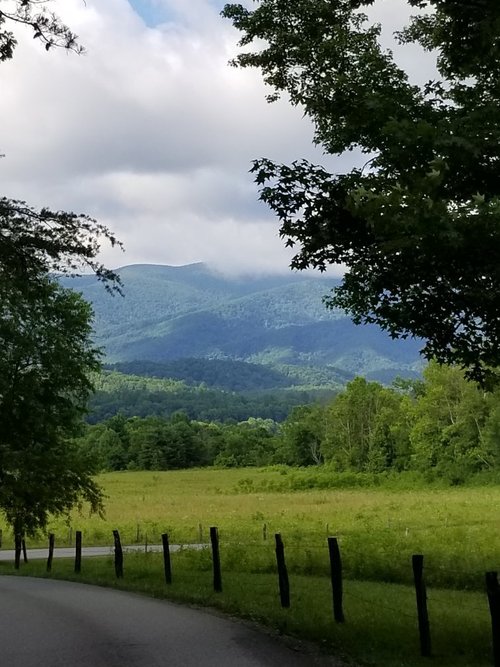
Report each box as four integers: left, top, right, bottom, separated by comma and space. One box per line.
0, 0, 435, 275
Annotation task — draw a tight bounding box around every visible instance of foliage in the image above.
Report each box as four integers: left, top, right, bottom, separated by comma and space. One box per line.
0, 198, 122, 292
0, 276, 104, 536
277, 404, 325, 466
222, 0, 500, 384
321, 377, 405, 471
78, 412, 279, 471
83, 363, 500, 481
0, 0, 82, 61
107, 358, 298, 391
275, 362, 500, 481
409, 363, 491, 481
88, 370, 335, 423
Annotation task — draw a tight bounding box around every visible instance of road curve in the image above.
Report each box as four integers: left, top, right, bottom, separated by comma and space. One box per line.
0, 576, 340, 666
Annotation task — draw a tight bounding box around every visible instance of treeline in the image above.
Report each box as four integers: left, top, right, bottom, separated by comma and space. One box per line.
88, 371, 336, 423
105, 359, 296, 391
105, 358, 351, 392
77, 413, 278, 470
81, 362, 500, 481
280, 363, 500, 482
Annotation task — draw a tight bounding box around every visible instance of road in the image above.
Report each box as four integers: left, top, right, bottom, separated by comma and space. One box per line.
0, 576, 341, 666
0, 543, 193, 562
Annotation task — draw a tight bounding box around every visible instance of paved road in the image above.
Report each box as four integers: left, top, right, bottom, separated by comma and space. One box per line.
0, 576, 341, 666
0, 544, 195, 562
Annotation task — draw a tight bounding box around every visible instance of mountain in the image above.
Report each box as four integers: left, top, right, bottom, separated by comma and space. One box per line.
63, 263, 423, 385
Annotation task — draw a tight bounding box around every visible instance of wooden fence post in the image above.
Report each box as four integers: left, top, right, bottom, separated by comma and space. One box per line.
47, 533, 55, 572
210, 526, 222, 592
0, 528, 3, 548
263, 523, 267, 541
21, 538, 28, 564
412, 554, 431, 657
328, 537, 345, 623
486, 571, 500, 667
274, 533, 290, 608
75, 530, 82, 573
198, 523, 203, 543
162, 533, 172, 585
14, 533, 21, 570
113, 529, 124, 579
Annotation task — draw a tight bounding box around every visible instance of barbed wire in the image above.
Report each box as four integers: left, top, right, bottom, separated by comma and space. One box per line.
426, 594, 488, 615
5, 514, 500, 547
343, 589, 418, 620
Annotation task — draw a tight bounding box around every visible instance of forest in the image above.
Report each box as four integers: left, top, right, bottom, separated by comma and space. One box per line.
79, 362, 500, 483
88, 369, 336, 423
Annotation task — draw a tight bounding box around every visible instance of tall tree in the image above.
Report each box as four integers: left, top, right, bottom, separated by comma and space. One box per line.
279, 404, 325, 466
409, 362, 489, 478
0, 277, 104, 537
0, 2, 121, 542
322, 377, 403, 471
222, 0, 500, 384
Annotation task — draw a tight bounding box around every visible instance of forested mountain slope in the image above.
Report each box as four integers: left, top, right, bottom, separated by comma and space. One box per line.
64, 263, 423, 384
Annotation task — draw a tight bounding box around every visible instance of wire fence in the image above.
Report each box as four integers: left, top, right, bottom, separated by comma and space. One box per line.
2, 523, 499, 665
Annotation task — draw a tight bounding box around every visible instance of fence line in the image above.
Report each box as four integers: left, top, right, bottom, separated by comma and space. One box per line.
7, 525, 499, 665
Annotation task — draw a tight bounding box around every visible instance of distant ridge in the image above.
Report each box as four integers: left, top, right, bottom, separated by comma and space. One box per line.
63, 263, 423, 386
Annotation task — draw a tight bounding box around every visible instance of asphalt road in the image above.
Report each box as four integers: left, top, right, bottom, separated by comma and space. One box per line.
0, 576, 342, 666
0, 544, 192, 562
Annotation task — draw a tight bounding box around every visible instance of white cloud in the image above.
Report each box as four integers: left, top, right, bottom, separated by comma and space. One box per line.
0, 0, 437, 275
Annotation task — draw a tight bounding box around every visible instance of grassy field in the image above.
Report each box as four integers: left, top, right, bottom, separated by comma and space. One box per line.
1, 468, 499, 666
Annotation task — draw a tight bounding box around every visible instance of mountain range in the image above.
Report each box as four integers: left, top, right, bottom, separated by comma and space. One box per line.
63, 263, 423, 387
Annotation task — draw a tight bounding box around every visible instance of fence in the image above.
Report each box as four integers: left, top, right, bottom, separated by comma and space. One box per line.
3, 526, 500, 666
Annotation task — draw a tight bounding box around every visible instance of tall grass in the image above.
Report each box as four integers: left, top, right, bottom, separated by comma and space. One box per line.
1, 469, 497, 590
1, 468, 499, 665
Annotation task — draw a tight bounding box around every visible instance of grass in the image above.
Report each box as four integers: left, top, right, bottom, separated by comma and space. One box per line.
1, 550, 492, 667
1, 468, 499, 665
3, 469, 498, 590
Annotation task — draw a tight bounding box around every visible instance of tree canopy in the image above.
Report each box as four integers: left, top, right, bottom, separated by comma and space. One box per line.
76, 361, 500, 484
0, 276, 104, 537
222, 0, 500, 384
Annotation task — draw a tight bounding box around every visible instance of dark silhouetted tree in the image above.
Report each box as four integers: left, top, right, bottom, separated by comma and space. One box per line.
223, 0, 500, 384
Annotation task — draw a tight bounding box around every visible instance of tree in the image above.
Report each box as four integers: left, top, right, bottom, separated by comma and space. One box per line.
322, 377, 403, 471
0, 3, 121, 544
279, 404, 325, 466
0, 1, 82, 61
409, 362, 489, 480
0, 209, 119, 544
222, 0, 500, 384
0, 276, 104, 538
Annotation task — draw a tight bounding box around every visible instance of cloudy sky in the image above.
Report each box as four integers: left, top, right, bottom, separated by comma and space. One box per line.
0, 0, 432, 275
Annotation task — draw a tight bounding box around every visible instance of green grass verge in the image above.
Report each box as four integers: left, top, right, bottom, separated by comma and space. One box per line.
0, 469, 497, 665
0, 549, 492, 667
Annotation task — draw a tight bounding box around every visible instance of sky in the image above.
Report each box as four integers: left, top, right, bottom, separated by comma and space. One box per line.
0, 0, 434, 275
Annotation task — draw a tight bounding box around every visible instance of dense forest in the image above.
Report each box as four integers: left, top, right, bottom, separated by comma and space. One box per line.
80, 362, 500, 482
89, 370, 336, 423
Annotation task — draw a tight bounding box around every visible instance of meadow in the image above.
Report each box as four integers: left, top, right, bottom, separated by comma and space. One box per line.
2, 467, 500, 666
